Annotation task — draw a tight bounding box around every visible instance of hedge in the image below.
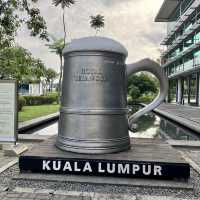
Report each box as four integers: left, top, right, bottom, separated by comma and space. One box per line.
23, 94, 58, 106
18, 96, 26, 111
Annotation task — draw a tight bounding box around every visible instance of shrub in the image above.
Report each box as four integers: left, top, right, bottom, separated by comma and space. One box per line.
24, 94, 58, 106
18, 96, 26, 111
46, 92, 59, 103
138, 93, 157, 103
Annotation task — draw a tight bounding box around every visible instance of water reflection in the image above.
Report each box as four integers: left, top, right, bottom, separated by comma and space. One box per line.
129, 105, 200, 141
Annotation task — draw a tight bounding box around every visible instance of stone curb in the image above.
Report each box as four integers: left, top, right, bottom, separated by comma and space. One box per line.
0, 158, 18, 174
11, 188, 197, 200
18, 112, 59, 133
153, 107, 200, 134
140, 103, 200, 134
167, 140, 200, 148
13, 174, 193, 189
180, 151, 200, 175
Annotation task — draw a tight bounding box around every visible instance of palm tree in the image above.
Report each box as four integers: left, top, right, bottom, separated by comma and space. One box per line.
44, 68, 58, 91
46, 36, 65, 101
52, 0, 75, 46
90, 14, 105, 35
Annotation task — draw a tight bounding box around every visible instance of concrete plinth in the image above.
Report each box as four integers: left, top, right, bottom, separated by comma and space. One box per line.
19, 137, 190, 181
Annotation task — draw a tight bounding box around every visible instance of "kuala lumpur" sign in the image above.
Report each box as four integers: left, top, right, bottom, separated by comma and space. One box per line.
19, 157, 190, 180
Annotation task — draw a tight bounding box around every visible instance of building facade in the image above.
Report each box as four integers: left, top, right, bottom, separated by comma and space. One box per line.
19, 83, 43, 96
155, 0, 200, 106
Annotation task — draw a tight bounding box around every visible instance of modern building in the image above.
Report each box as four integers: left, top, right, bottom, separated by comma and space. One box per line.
155, 0, 200, 106
19, 83, 43, 96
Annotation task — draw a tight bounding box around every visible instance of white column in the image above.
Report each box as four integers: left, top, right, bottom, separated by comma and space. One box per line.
177, 79, 182, 104
198, 74, 200, 106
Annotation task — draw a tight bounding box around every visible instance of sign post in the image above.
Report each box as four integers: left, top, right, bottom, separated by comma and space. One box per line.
0, 80, 18, 143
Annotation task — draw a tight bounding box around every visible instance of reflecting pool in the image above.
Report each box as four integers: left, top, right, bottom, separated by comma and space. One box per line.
28, 105, 200, 141
129, 105, 200, 141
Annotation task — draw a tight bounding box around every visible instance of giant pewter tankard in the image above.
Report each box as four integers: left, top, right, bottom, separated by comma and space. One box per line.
56, 37, 168, 154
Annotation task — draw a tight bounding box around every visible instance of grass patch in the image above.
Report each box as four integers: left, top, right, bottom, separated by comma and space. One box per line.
18, 104, 60, 122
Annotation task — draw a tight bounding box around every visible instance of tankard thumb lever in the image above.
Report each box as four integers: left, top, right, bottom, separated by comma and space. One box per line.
127, 58, 168, 131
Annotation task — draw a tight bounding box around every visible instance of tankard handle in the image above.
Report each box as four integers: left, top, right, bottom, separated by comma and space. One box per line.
126, 58, 168, 131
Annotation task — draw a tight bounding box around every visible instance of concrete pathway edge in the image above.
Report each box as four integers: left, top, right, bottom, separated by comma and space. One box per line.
18, 112, 59, 133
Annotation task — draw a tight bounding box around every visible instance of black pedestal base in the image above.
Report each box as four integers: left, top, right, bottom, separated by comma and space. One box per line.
19, 137, 190, 180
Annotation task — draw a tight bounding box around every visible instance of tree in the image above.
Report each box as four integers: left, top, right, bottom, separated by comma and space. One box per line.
90, 14, 105, 35
0, 0, 49, 48
52, 0, 75, 46
44, 68, 58, 91
30, 59, 46, 82
0, 46, 32, 81
46, 36, 65, 101
0, 46, 47, 84
128, 73, 158, 104
51, 0, 75, 102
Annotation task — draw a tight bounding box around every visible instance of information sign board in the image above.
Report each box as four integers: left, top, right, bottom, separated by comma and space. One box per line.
0, 80, 17, 142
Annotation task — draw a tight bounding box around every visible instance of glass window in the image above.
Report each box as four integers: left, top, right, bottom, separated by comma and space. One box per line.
196, 8, 200, 21
189, 73, 198, 105
194, 31, 200, 43
181, 0, 195, 15
167, 22, 177, 34
174, 60, 184, 73
194, 49, 200, 66
168, 80, 177, 103
184, 54, 194, 70
184, 22, 193, 32
183, 38, 193, 51
169, 47, 182, 59
183, 77, 189, 104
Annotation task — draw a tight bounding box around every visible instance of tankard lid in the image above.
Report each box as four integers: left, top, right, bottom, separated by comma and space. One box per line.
63, 36, 128, 56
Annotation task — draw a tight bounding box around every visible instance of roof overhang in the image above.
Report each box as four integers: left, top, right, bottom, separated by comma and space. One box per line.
155, 0, 181, 22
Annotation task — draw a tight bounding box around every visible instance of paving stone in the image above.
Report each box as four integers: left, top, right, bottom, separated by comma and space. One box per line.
4, 197, 20, 200
0, 187, 8, 192
3, 144, 28, 157
21, 193, 38, 199
82, 192, 95, 198
53, 195, 84, 200
0, 192, 7, 198
34, 189, 54, 194
93, 193, 136, 200
6, 192, 22, 198
138, 196, 191, 200
35, 193, 51, 200
13, 187, 35, 193
20, 193, 36, 199
54, 190, 82, 196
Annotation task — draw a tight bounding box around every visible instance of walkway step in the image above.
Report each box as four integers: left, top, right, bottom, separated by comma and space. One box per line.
18, 112, 59, 133
154, 103, 200, 134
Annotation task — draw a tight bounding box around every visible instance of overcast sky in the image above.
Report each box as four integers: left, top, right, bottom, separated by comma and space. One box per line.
16, 0, 166, 72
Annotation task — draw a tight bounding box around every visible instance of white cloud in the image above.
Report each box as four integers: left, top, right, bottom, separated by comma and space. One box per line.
16, 0, 166, 72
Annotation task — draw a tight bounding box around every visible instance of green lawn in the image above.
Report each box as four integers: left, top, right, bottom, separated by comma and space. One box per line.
18, 104, 60, 122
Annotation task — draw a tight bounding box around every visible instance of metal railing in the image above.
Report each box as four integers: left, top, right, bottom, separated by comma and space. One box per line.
161, 0, 200, 45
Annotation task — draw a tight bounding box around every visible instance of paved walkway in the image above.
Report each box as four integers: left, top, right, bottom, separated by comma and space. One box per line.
0, 190, 196, 200
1, 107, 200, 199
155, 103, 200, 133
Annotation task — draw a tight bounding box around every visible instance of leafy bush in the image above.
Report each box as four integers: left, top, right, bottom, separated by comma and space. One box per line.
46, 92, 59, 103
128, 73, 158, 104
128, 93, 156, 104
24, 94, 58, 106
18, 96, 26, 111
138, 93, 157, 103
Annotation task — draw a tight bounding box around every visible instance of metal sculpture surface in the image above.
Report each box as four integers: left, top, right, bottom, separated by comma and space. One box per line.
56, 37, 168, 154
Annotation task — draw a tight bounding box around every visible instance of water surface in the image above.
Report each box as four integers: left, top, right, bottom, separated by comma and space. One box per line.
30, 106, 200, 141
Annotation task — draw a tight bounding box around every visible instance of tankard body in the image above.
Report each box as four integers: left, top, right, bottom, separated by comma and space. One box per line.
56, 37, 168, 154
